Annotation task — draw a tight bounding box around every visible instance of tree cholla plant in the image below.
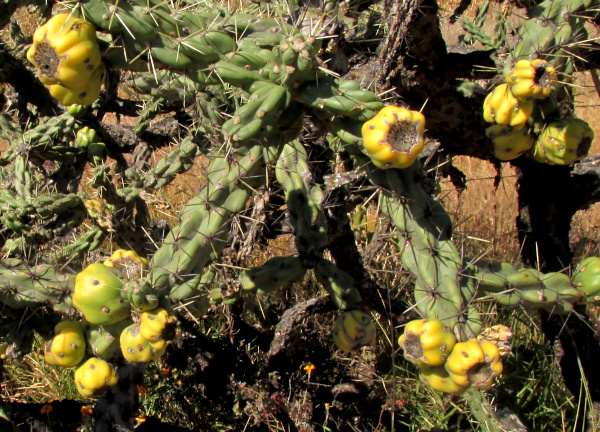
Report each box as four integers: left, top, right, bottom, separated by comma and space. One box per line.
1, 0, 600, 430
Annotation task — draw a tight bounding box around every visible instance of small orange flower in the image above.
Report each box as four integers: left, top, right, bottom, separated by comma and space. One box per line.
160, 367, 171, 376
81, 406, 94, 417
40, 404, 53, 414
135, 415, 147, 423
137, 385, 148, 395
303, 364, 315, 375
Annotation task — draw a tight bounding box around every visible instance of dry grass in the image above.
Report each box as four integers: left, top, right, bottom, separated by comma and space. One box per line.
439, 157, 521, 263
2, 335, 79, 403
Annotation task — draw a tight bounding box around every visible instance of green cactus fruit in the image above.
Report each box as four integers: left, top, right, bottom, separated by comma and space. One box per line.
67, 104, 87, 118
74, 357, 118, 398
120, 324, 165, 363
73, 263, 131, 325
76, 126, 97, 149
121, 280, 159, 312
573, 257, 600, 303
45, 321, 86, 367
87, 141, 108, 166
532, 118, 594, 165
85, 319, 132, 360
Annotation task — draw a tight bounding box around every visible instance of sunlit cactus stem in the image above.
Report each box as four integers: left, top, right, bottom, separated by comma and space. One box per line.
0, 260, 75, 311
368, 163, 481, 339
151, 139, 281, 298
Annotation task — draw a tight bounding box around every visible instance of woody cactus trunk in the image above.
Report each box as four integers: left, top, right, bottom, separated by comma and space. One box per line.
1, 0, 600, 430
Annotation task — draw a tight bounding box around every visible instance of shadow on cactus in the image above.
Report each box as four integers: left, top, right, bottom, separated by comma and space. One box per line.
0, 0, 599, 430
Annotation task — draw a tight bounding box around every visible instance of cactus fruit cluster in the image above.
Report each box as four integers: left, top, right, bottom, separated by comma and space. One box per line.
399, 318, 503, 394
484, 58, 593, 163
1, 0, 600, 429
482, 0, 596, 164
483, 65, 594, 162
33, 259, 180, 397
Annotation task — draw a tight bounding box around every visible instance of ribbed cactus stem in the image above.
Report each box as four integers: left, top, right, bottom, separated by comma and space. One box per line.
14, 156, 32, 200
474, 262, 582, 313
20, 112, 78, 162
372, 163, 481, 339
76, 0, 294, 73
126, 70, 208, 101
53, 225, 106, 264
0, 259, 74, 311
240, 255, 307, 295
298, 78, 382, 122
511, 0, 597, 74
275, 140, 327, 266
151, 141, 277, 297
463, 388, 506, 432
141, 135, 204, 190
314, 259, 362, 310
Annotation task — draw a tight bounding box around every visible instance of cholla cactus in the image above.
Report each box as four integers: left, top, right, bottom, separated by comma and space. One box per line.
1, 0, 600, 430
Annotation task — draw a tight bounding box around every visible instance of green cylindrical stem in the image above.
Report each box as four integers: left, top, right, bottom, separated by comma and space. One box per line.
0, 260, 74, 311
151, 141, 275, 296
13, 156, 32, 200
298, 78, 381, 121
511, 0, 596, 74
314, 259, 362, 310
53, 225, 106, 264
142, 136, 204, 190
275, 140, 328, 266
240, 255, 307, 295
371, 162, 480, 339
463, 388, 506, 432
474, 262, 582, 313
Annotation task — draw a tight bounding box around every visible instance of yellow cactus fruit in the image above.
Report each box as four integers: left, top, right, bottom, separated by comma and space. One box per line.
27, 13, 101, 87
104, 249, 148, 268
74, 357, 118, 398
120, 324, 164, 362
361, 106, 426, 169
84, 198, 114, 232
333, 310, 376, 352
532, 118, 594, 165
506, 59, 557, 100
486, 124, 534, 161
44, 321, 86, 367
139, 308, 178, 343
398, 318, 457, 367
483, 84, 533, 128
420, 365, 468, 395
104, 249, 148, 280
445, 339, 503, 390
46, 63, 105, 106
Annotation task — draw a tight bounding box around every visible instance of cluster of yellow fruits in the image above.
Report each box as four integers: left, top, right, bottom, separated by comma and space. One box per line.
398, 318, 503, 394
27, 13, 105, 106
44, 250, 179, 398
484, 59, 593, 164
45, 308, 178, 398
